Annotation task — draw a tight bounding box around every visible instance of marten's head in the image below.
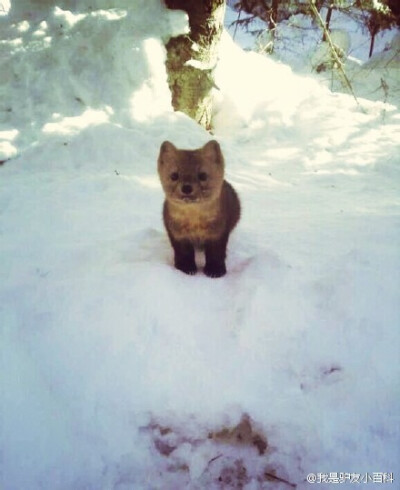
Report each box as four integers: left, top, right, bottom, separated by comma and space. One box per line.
158, 140, 224, 204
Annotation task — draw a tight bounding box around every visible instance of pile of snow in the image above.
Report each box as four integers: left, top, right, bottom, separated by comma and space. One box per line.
1, 1, 399, 489
0, 0, 187, 160
225, 5, 400, 105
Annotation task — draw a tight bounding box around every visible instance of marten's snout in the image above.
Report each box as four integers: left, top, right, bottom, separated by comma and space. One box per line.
181, 184, 193, 195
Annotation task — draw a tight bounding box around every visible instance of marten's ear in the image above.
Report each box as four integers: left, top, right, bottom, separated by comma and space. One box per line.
158, 141, 177, 166
202, 140, 224, 166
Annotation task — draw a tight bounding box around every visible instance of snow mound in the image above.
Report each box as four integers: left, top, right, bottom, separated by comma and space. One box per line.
224, 5, 400, 106
0, 1, 187, 154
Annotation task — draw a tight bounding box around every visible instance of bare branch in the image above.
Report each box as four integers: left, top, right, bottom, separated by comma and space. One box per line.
308, 0, 360, 106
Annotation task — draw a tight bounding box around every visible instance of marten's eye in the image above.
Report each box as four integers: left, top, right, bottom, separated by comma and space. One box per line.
198, 172, 207, 182
170, 172, 179, 181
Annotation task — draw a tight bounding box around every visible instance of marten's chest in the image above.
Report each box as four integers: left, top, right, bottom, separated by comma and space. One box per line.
165, 202, 223, 243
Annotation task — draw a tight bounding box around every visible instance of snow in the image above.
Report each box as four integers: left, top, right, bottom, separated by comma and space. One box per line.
225, 5, 400, 106
1, 1, 399, 489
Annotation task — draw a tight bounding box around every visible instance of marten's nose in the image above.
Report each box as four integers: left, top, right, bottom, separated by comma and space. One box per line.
181, 184, 193, 195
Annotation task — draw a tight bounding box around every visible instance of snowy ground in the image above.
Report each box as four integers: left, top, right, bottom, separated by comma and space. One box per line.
1, 2, 400, 489
225, 4, 400, 106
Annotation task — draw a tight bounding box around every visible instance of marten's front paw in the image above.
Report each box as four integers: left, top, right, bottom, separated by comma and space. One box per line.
204, 262, 226, 278
176, 261, 197, 275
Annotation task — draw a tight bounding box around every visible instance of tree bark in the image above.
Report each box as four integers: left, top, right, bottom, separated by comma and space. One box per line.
164, 0, 226, 130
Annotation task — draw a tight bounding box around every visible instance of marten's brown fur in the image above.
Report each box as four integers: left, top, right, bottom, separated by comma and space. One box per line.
158, 140, 240, 277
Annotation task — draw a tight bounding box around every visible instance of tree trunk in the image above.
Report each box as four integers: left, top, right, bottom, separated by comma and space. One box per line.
164, 0, 226, 130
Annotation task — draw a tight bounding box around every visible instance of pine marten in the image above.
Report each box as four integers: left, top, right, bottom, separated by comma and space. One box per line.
158, 140, 240, 278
